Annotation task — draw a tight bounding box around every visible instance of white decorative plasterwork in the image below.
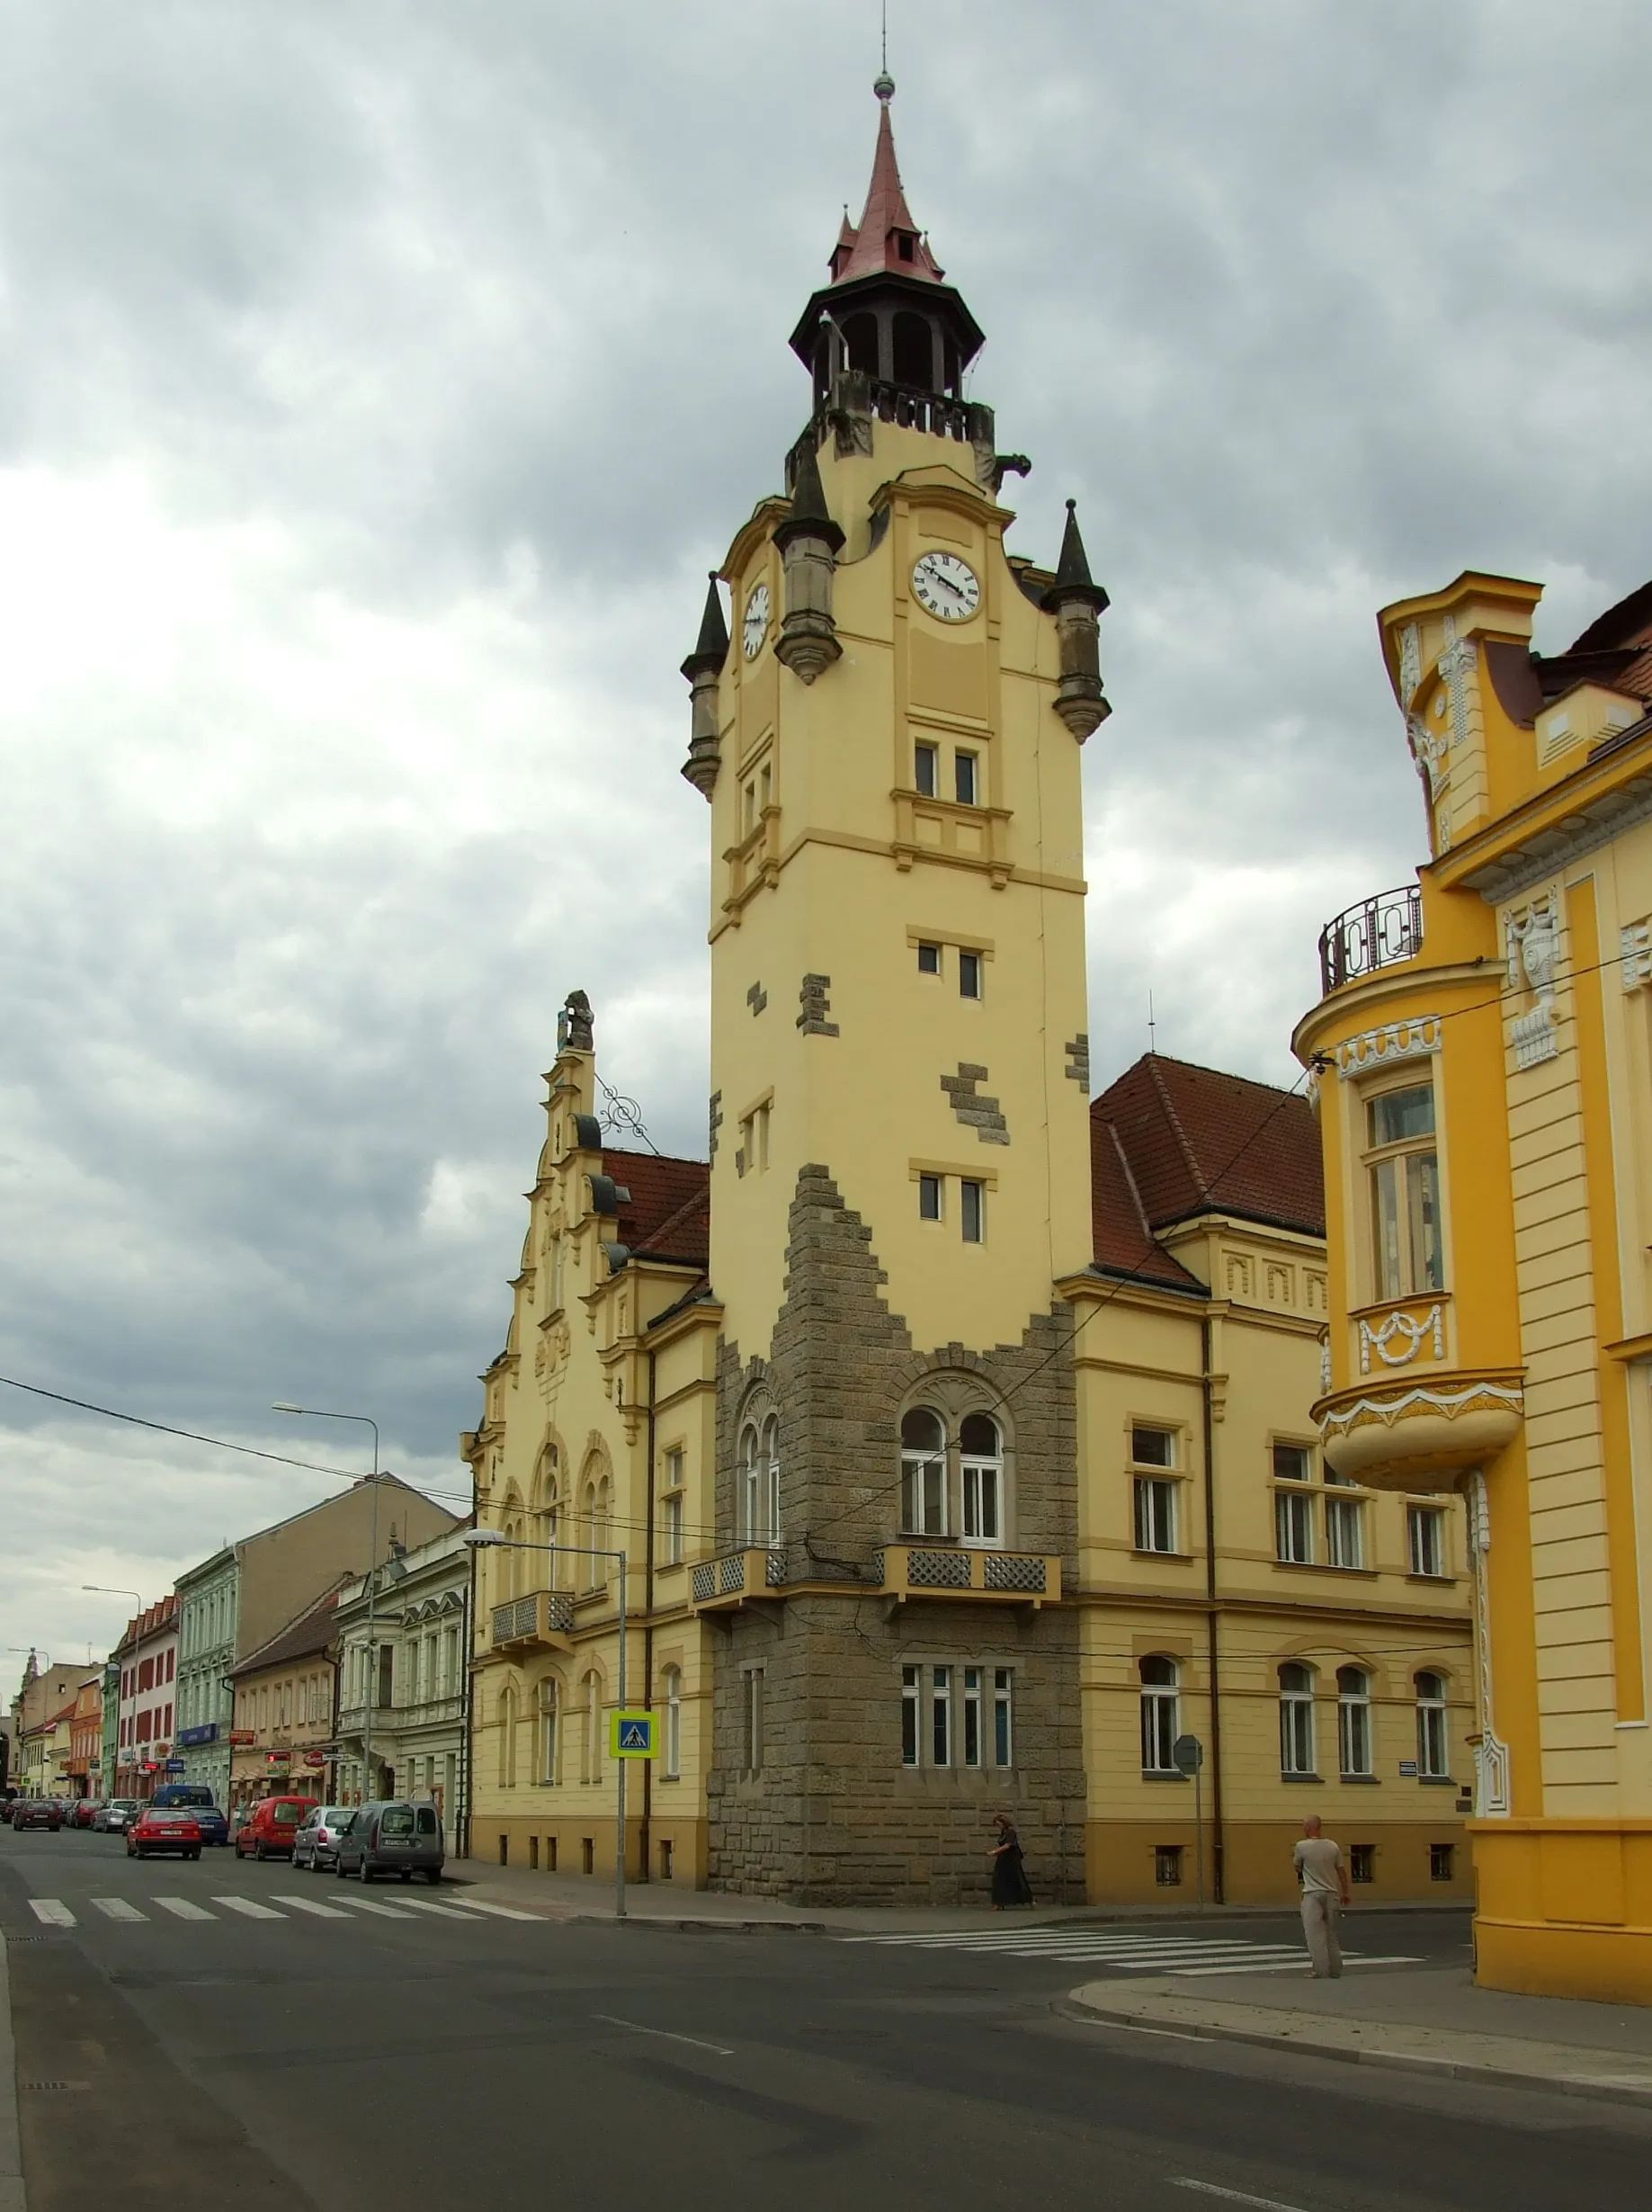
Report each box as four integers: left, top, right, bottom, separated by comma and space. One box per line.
1358, 1302, 1444, 1374
1621, 919, 1652, 990
1505, 891, 1559, 1070
1398, 622, 1422, 710
1319, 1335, 1331, 1395
1437, 612, 1476, 753
1407, 712, 1449, 799
1318, 1377, 1524, 1437
1333, 1015, 1442, 1080
1467, 1469, 1511, 1818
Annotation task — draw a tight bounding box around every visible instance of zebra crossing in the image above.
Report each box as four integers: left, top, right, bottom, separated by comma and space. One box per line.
25, 1891, 548, 1931
841, 1926, 1423, 1975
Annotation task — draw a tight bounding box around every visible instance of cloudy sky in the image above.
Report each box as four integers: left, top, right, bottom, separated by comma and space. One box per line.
4, 1, 1649, 1671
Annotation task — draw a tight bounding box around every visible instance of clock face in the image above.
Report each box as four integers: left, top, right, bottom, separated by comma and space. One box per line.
743, 581, 771, 659
911, 550, 980, 623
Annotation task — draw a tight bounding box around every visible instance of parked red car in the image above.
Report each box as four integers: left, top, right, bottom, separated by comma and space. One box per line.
233, 1796, 317, 1861
127, 1807, 202, 1860
70, 1799, 99, 1830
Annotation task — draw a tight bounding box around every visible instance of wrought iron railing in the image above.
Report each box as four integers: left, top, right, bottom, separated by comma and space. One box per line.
1318, 884, 1424, 995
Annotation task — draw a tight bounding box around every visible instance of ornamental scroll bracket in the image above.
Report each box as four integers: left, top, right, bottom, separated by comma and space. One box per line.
1358, 1302, 1445, 1375
1505, 891, 1559, 1070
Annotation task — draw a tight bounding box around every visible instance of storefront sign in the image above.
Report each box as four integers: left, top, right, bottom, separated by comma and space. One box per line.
178, 1723, 219, 1748
228, 1729, 256, 1746
301, 1750, 326, 1769
164, 1759, 185, 1774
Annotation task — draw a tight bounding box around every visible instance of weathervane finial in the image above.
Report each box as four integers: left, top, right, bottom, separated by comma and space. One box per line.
874, 0, 894, 101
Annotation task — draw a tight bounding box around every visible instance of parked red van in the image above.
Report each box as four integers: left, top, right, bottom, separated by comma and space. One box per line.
232, 1795, 318, 1860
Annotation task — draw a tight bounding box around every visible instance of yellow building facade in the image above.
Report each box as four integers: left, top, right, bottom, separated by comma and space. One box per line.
1295, 568, 1652, 1998
462, 82, 1470, 1904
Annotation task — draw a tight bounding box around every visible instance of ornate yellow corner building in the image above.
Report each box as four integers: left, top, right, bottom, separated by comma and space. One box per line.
462, 80, 1473, 1907
1295, 569, 1652, 2000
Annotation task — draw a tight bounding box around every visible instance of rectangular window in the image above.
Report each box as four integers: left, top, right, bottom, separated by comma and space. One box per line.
960, 1179, 984, 1243
1417, 1699, 1449, 1779
742, 1669, 764, 1776
1338, 1697, 1371, 1778
1367, 1083, 1442, 1300
1350, 1844, 1376, 1885
994, 1670, 1014, 1768
1429, 1842, 1454, 1882
1154, 1844, 1183, 1888
962, 1457, 1000, 1543
915, 742, 938, 797
901, 1665, 920, 1767
918, 1173, 942, 1222
1133, 1477, 1178, 1554
958, 949, 982, 999
1275, 1489, 1314, 1564
961, 1667, 983, 1768
930, 1666, 951, 1769
1280, 1694, 1316, 1777
954, 751, 978, 806
664, 1492, 683, 1566
1325, 1496, 1365, 1569
1407, 1505, 1447, 1578
740, 1101, 771, 1175
1132, 1425, 1174, 1468
1140, 1685, 1178, 1773
916, 940, 941, 975
1272, 1442, 1311, 1482
901, 1444, 947, 1536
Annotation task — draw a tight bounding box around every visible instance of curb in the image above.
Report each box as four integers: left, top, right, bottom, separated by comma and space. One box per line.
0, 1931, 25, 2212
1060, 1991, 1652, 2111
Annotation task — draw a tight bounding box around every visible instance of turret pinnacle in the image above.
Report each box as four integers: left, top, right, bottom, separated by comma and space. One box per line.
1044, 499, 1111, 613
681, 571, 730, 679
772, 437, 844, 556
827, 77, 945, 287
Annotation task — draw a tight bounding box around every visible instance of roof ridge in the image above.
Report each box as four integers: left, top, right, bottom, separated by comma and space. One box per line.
1145, 1054, 1210, 1205
1105, 1118, 1156, 1249
636, 1183, 710, 1254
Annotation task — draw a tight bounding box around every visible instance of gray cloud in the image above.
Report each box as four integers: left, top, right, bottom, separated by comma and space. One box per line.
2, 0, 1648, 1662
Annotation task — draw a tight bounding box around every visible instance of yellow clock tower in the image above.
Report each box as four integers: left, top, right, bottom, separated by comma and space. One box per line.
678, 75, 1109, 1897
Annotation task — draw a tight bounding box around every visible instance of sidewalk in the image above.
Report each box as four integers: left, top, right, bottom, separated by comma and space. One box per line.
1067, 1964, 1652, 2111
440, 1856, 1463, 1935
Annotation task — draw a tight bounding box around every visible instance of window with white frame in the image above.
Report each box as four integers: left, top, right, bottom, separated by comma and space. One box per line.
900, 1408, 948, 1536
579, 1670, 602, 1785
1365, 1081, 1443, 1301
1406, 1505, 1447, 1578
662, 1446, 685, 1565
496, 1686, 518, 1789
1415, 1670, 1449, 1778
1279, 1662, 1317, 1776
901, 1662, 1014, 1769
739, 1414, 781, 1545
1325, 1492, 1365, 1569
661, 1666, 682, 1780
1275, 1485, 1314, 1565
960, 1413, 1002, 1544
1139, 1656, 1180, 1773
536, 1677, 558, 1786
1129, 1428, 1180, 1555
1337, 1666, 1372, 1778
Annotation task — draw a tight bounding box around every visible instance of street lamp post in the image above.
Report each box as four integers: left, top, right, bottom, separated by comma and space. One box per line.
463, 1530, 630, 1919
273, 1405, 380, 1801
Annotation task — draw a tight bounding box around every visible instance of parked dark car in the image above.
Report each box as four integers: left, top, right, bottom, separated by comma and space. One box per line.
151, 1785, 228, 1846
13, 1800, 62, 1831
335, 1801, 443, 1885
233, 1796, 317, 1860
127, 1807, 201, 1860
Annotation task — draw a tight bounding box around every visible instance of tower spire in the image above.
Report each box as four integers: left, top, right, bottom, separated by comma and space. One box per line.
827, 73, 943, 286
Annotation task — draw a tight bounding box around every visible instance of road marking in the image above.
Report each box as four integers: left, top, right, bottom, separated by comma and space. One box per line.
391, 1896, 491, 1921
441, 1898, 545, 1921
269, 1894, 353, 1920
593, 2013, 734, 2057
331, 1896, 419, 1920
211, 1896, 288, 1921
1171, 2181, 1311, 2212
153, 1897, 217, 1921
27, 1900, 75, 1927
90, 1898, 148, 1923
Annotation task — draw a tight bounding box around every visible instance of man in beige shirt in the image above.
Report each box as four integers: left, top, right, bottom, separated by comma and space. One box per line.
1292, 1814, 1352, 1977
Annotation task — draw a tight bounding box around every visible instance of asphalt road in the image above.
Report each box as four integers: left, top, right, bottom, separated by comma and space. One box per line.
3, 1825, 1647, 2212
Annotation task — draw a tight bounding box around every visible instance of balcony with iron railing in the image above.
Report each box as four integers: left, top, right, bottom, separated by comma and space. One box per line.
1317, 883, 1424, 996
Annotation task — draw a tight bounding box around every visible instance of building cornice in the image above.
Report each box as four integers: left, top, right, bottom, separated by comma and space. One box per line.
1431, 725, 1652, 903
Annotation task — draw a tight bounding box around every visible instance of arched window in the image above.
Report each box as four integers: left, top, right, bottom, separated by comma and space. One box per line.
1337, 1666, 1372, 1778
960, 1413, 1002, 1545
1279, 1663, 1317, 1777
1139, 1657, 1179, 1772
738, 1412, 781, 1545
496, 1686, 518, 1788
892, 309, 933, 389
1415, 1670, 1449, 1778
900, 1408, 947, 1536
580, 1472, 611, 1588
579, 1670, 603, 1786
536, 1677, 558, 1786
661, 1665, 682, 1781
844, 310, 878, 376
763, 1416, 780, 1544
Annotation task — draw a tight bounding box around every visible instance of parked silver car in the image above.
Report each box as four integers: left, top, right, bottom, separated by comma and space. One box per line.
335, 1800, 444, 1885
93, 1798, 141, 1833
291, 1805, 358, 1872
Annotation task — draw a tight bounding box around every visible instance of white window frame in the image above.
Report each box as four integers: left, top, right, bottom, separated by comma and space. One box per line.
900, 1409, 948, 1536
960, 1415, 1003, 1546
1279, 1665, 1317, 1776
1276, 1488, 1314, 1564
1139, 1658, 1180, 1774
662, 1667, 682, 1781
1415, 1672, 1449, 1778
1406, 1504, 1447, 1578
901, 1663, 1014, 1770
1336, 1668, 1372, 1778
1133, 1476, 1178, 1554
1325, 1493, 1365, 1570
536, 1678, 558, 1786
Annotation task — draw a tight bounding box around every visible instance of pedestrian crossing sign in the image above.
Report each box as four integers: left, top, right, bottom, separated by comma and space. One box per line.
610, 1709, 657, 1759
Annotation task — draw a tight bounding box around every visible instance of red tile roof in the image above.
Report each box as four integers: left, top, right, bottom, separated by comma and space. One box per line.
1091, 1055, 1325, 1271
601, 1148, 710, 1268
1089, 1114, 1205, 1292
829, 93, 946, 287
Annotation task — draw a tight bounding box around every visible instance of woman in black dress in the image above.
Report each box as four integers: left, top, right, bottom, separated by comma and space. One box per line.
988, 1813, 1033, 1907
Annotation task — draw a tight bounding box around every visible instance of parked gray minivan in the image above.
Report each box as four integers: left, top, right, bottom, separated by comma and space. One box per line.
335, 1800, 444, 1884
